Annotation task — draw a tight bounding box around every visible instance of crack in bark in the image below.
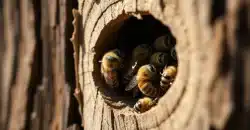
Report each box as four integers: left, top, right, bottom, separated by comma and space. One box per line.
100, 102, 105, 130
111, 109, 115, 130
82, 0, 96, 30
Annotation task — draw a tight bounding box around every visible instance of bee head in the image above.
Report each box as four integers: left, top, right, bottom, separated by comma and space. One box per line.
150, 52, 168, 67
171, 48, 177, 60
106, 55, 118, 62
158, 53, 168, 66
164, 66, 177, 78
105, 55, 124, 68
164, 35, 170, 45
165, 74, 172, 80
113, 49, 125, 59
134, 101, 142, 112
147, 64, 156, 73
103, 71, 119, 88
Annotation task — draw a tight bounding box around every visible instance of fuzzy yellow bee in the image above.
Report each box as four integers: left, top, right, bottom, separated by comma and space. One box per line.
100, 49, 124, 88
125, 64, 163, 98
123, 44, 152, 89
150, 52, 169, 68
153, 35, 175, 52
134, 97, 158, 113
160, 65, 177, 92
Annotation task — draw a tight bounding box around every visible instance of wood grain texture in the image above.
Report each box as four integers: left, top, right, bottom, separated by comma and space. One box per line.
1, 0, 250, 130
71, 9, 84, 122
8, 0, 36, 129
1, 0, 78, 130
1, 0, 36, 129
1, 0, 17, 129
76, 0, 246, 130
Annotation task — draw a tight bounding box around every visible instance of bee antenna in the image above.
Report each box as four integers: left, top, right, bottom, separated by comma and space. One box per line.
132, 62, 138, 69
152, 98, 159, 105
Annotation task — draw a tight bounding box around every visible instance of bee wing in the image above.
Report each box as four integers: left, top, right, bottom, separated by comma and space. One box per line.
125, 75, 138, 91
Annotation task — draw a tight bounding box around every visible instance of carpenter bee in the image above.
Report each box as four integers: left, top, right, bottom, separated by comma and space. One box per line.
123, 44, 152, 90
150, 52, 169, 68
153, 35, 175, 52
125, 64, 163, 98
134, 97, 158, 113
160, 65, 177, 92
100, 49, 124, 88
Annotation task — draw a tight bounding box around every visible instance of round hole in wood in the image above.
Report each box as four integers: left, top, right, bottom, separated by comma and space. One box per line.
78, 0, 226, 129
92, 13, 178, 110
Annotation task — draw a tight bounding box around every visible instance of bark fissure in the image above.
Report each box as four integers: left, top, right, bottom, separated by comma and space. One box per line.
100, 102, 105, 130
111, 109, 115, 130
82, 0, 96, 29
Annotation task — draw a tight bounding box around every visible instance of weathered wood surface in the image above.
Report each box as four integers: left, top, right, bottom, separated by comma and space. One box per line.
1, 0, 250, 130
77, 0, 250, 130
0, 0, 81, 130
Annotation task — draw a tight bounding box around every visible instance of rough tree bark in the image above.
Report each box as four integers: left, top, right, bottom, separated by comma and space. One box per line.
1, 0, 250, 130
0, 0, 81, 130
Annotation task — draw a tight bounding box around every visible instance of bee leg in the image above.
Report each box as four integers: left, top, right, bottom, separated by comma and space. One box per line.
152, 98, 159, 106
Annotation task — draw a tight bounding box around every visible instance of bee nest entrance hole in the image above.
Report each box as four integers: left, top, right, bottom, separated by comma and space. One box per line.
92, 13, 178, 109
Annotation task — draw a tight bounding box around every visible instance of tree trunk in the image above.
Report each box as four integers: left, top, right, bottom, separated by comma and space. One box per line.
0, 0, 81, 130
76, 0, 250, 130
1, 0, 250, 130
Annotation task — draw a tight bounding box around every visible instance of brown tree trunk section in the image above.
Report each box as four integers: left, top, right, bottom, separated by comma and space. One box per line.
76, 0, 250, 130
0, 0, 81, 130
0, 0, 250, 130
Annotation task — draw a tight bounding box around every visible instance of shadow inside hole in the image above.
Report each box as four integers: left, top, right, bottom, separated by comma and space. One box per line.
92, 13, 177, 108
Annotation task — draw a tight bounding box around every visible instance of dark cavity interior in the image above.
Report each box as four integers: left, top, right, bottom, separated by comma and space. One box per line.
92, 14, 177, 107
